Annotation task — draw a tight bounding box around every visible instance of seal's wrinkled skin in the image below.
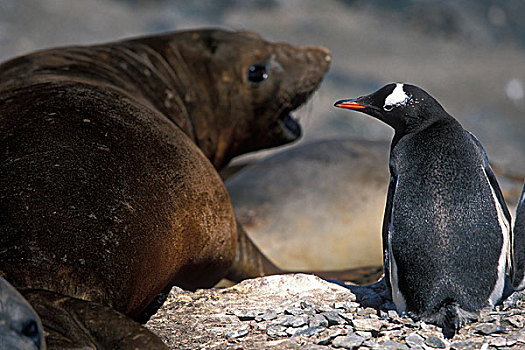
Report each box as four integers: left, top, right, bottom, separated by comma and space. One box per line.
0, 29, 330, 348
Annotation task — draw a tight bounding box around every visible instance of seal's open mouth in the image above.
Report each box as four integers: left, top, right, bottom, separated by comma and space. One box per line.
278, 89, 315, 140
280, 113, 301, 139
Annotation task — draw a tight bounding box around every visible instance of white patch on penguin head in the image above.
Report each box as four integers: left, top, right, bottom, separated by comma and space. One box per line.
384, 83, 410, 111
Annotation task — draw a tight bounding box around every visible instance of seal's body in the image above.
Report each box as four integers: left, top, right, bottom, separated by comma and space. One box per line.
0, 29, 330, 348
512, 184, 525, 290
335, 83, 512, 338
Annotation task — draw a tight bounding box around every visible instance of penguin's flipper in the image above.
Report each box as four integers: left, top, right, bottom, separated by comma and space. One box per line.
467, 132, 513, 290
467, 132, 512, 224
382, 172, 397, 291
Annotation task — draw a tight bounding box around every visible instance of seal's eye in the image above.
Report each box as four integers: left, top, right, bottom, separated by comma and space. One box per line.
248, 64, 268, 83
383, 104, 393, 111
20, 319, 41, 345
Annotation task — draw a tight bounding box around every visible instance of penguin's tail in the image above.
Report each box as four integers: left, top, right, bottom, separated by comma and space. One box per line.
423, 300, 478, 339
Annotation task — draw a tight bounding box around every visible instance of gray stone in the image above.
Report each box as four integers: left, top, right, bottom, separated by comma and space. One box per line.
352, 318, 383, 332
322, 311, 347, 326
271, 315, 297, 327
315, 304, 335, 313
292, 326, 326, 338
303, 345, 332, 350
291, 315, 310, 328
363, 340, 380, 349
309, 314, 330, 328
357, 307, 379, 316
489, 337, 507, 347
450, 341, 483, 350
286, 325, 307, 336
380, 340, 410, 350
338, 312, 354, 324
232, 308, 261, 320
255, 311, 278, 322
355, 331, 372, 340
225, 328, 249, 339
388, 310, 400, 318
334, 301, 359, 312
383, 329, 404, 337
502, 314, 525, 328
285, 306, 305, 316
332, 335, 365, 349
266, 325, 288, 337
474, 323, 508, 335
424, 336, 446, 349
316, 328, 344, 345
405, 332, 424, 348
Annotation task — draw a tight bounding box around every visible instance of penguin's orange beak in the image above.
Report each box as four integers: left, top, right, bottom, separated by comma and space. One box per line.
334, 99, 366, 110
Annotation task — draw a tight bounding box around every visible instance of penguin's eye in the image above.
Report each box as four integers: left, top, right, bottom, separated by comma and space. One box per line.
384, 104, 394, 111
247, 64, 269, 83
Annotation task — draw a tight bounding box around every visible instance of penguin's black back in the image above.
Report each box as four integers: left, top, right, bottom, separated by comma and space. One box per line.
390, 117, 506, 317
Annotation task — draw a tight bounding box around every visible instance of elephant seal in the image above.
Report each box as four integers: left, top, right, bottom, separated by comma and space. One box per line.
0, 29, 330, 348
226, 138, 389, 272
0, 277, 45, 350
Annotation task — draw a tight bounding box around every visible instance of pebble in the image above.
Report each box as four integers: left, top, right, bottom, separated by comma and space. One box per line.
266, 325, 288, 337
147, 275, 525, 349
303, 345, 332, 350
357, 307, 378, 316
292, 326, 326, 338
404, 332, 424, 348
291, 315, 310, 327
351, 318, 382, 332
255, 311, 277, 322
475, 323, 508, 335
489, 337, 507, 347
322, 311, 347, 326
310, 314, 330, 328
503, 315, 525, 328
285, 306, 305, 316
317, 328, 345, 345
331, 335, 364, 349
232, 308, 261, 320
449, 341, 483, 350
271, 315, 298, 327
380, 340, 410, 350
362, 340, 378, 348
286, 325, 308, 336
225, 328, 249, 339
424, 336, 446, 349
355, 331, 372, 340
334, 301, 359, 312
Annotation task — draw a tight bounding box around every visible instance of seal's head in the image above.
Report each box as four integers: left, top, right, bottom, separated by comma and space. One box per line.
157, 29, 331, 168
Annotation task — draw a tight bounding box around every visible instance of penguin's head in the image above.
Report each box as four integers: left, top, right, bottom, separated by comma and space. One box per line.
334, 83, 446, 134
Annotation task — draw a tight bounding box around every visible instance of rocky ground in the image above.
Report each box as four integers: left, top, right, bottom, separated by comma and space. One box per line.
146, 274, 525, 350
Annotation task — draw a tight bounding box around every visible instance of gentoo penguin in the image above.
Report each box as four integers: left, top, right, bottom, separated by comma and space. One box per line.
334, 83, 512, 338
512, 184, 525, 290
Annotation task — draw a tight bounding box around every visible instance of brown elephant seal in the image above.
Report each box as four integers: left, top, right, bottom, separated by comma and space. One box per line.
0, 276, 45, 350
0, 29, 330, 348
226, 138, 389, 272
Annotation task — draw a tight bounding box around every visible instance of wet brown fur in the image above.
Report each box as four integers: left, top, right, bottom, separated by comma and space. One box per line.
0, 29, 330, 347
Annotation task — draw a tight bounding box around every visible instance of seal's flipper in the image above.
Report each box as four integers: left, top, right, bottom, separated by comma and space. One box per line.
226, 221, 283, 282
22, 290, 168, 350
